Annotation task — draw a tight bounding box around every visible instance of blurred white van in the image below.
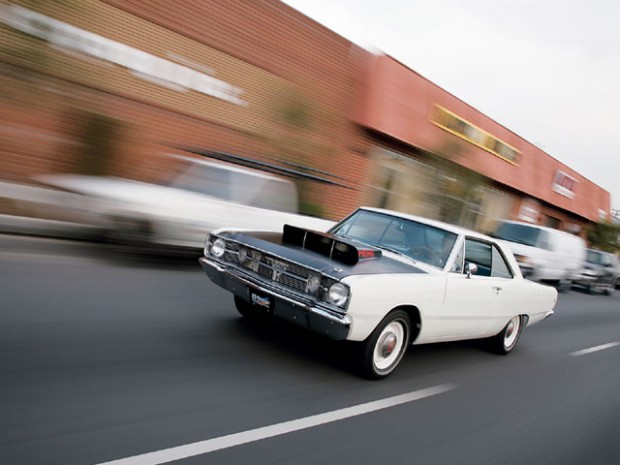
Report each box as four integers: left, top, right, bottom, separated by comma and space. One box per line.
492, 220, 586, 290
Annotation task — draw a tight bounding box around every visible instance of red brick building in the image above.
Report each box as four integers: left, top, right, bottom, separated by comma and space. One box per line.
0, 0, 611, 234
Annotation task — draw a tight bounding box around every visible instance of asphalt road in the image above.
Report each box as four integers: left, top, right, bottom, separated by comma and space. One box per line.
1, 235, 619, 465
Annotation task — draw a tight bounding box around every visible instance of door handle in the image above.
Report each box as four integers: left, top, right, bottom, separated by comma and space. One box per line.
492, 286, 502, 294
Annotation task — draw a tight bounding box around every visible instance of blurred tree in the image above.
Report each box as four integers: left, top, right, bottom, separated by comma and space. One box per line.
268, 86, 327, 217
586, 221, 620, 253
75, 111, 124, 176
426, 138, 488, 228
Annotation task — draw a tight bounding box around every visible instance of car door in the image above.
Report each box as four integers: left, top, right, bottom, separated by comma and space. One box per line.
437, 238, 520, 341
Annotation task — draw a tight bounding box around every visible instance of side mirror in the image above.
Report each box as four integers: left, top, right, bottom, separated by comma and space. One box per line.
465, 262, 478, 278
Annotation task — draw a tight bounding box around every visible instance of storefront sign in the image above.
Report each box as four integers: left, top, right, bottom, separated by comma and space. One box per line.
552, 170, 578, 199
518, 198, 540, 223
0, 5, 247, 106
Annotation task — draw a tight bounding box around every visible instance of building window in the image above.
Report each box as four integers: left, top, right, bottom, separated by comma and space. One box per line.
430, 105, 520, 164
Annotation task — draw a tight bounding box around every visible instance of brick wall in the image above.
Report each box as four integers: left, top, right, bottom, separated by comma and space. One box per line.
1, 0, 371, 219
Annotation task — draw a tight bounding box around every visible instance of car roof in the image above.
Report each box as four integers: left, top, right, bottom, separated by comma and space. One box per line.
588, 248, 616, 257
498, 219, 572, 235
358, 207, 494, 241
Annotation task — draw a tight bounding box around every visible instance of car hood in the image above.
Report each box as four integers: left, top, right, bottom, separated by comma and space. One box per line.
219, 229, 429, 280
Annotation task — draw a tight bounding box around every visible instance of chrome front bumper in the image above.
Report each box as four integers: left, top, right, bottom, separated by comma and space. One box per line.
199, 257, 351, 340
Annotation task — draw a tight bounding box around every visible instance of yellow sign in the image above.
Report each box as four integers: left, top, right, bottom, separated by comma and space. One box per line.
430, 105, 520, 164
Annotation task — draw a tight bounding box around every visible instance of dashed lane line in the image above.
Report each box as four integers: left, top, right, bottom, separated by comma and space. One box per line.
570, 342, 620, 357
94, 383, 456, 465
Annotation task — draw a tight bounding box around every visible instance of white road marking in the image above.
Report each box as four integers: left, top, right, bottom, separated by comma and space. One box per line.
94, 384, 455, 465
570, 342, 620, 357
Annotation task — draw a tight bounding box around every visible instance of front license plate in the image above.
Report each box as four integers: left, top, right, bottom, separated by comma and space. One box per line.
250, 289, 273, 312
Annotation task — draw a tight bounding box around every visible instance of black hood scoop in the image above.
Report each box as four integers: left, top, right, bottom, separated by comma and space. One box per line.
282, 224, 381, 266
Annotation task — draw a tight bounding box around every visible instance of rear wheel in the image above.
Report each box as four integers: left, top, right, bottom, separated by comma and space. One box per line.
354, 310, 411, 379
485, 315, 524, 355
558, 278, 572, 293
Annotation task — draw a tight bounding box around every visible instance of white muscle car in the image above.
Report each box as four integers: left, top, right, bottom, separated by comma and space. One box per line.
200, 207, 557, 379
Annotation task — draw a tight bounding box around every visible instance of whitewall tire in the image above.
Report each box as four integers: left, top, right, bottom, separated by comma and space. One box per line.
355, 310, 411, 379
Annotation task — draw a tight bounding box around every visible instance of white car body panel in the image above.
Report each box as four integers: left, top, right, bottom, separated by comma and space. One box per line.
342, 263, 555, 343
201, 207, 558, 378
36, 158, 335, 249
494, 220, 586, 283
337, 209, 558, 343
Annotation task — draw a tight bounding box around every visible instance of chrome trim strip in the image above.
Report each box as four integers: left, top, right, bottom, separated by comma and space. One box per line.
220, 236, 326, 276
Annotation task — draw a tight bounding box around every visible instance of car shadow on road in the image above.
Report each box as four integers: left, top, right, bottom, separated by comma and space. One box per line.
87, 242, 205, 271
221, 314, 495, 380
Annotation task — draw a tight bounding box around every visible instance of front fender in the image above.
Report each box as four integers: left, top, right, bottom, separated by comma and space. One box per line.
343, 273, 445, 341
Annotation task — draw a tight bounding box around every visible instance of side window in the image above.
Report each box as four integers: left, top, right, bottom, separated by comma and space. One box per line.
491, 246, 514, 278
172, 165, 232, 199
451, 241, 464, 273
536, 230, 550, 250
464, 239, 492, 277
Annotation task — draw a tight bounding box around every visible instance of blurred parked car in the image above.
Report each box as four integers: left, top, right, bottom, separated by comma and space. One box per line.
201, 207, 557, 379
572, 249, 618, 295
36, 154, 334, 251
492, 220, 586, 290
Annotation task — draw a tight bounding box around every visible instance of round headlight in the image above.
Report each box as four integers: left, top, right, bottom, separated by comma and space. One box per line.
211, 238, 226, 258
306, 275, 321, 293
327, 282, 349, 307
238, 247, 248, 264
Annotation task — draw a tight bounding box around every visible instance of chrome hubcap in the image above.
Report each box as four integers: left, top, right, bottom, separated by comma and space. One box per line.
380, 333, 397, 357
504, 316, 520, 348
373, 321, 405, 371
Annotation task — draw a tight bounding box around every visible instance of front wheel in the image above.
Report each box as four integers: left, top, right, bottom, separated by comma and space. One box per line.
485, 315, 524, 355
354, 310, 411, 379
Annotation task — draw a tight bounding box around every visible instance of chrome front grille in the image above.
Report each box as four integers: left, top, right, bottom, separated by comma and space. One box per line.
220, 241, 336, 296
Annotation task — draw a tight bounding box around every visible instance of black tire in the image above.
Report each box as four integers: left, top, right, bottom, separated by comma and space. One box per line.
558, 278, 572, 293
354, 310, 411, 380
485, 315, 524, 355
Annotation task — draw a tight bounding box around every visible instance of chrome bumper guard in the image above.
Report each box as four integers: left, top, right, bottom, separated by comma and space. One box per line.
199, 257, 351, 340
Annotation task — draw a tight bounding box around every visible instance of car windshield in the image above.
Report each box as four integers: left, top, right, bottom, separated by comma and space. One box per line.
170, 163, 234, 199
169, 162, 297, 212
493, 222, 542, 248
586, 250, 604, 265
330, 209, 457, 268
588, 250, 614, 267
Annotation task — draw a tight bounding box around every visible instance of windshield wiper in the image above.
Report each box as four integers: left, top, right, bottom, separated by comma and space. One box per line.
373, 244, 409, 257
